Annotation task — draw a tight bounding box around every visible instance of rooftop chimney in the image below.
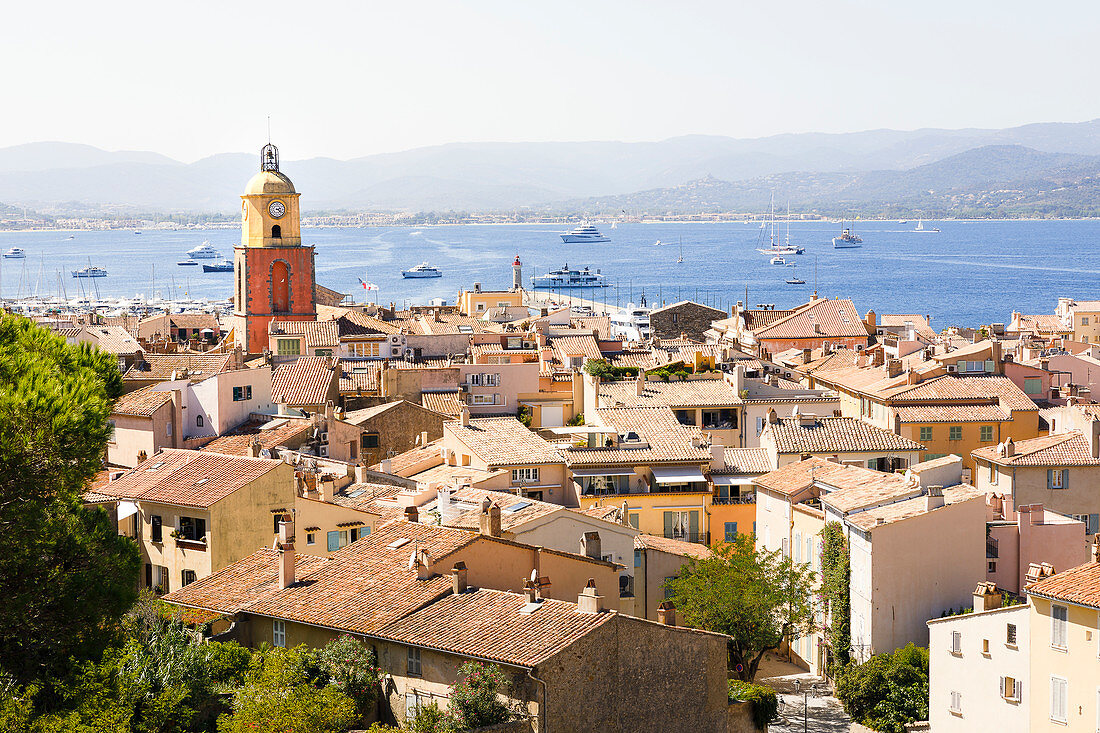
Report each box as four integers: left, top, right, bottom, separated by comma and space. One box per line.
460, 406, 470, 426
925, 485, 945, 511
1003, 437, 1015, 457
404, 505, 419, 523
635, 373, 646, 396
523, 579, 538, 603
415, 549, 432, 579
577, 578, 603, 614
354, 462, 366, 483
380, 458, 393, 474
277, 514, 295, 589
249, 439, 263, 458
972, 581, 1002, 612
452, 561, 468, 593
581, 531, 602, 560
319, 479, 334, 503
479, 498, 502, 537
886, 358, 903, 378
1092, 537, 1100, 564
710, 442, 725, 470
657, 601, 677, 626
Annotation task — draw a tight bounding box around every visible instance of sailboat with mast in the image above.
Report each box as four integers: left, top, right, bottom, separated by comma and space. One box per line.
677, 235, 683, 263
756, 196, 804, 255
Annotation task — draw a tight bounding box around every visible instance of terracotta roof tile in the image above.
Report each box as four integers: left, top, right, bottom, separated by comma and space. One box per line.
375, 588, 615, 667
447, 417, 561, 468
715, 447, 773, 475
98, 449, 285, 508
599, 378, 742, 408
755, 458, 848, 497
633, 533, 713, 559
269, 319, 340, 348
972, 431, 1100, 467
894, 404, 1009, 423
1027, 560, 1100, 607
552, 335, 603, 361
421, 391, 463, 417
124, 353, 235, 383
112, 385, 173, 417
846, 484, 984, 531
271, 356, 338, 406
765, 416, 923, 454
753, 299, 870, 341
443, 488, 563, 532
162, 548, 329, 614
884, 376, 1038, 412
199, 418, 313, 456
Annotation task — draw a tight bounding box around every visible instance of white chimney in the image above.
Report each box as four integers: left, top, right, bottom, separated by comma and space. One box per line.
710, 442, 725, 471
277, 514, 295, 589
380, 458, 392, 474
577, 578, 603, 614
460, 406, 471, 426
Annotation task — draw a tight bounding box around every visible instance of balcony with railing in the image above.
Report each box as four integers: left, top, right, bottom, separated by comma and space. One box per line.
663, 530, 709, 544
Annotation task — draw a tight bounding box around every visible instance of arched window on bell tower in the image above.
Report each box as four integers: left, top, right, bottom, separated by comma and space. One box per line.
272, 224, 282, 239
272, 261, 289, 313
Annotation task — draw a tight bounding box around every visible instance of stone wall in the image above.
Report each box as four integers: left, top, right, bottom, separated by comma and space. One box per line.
534, 614, 730, 733
650, 302, 727, 341
727, 701, 762, 733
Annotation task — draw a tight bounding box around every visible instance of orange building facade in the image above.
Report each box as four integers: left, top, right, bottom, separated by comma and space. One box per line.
234, 143, 317, 355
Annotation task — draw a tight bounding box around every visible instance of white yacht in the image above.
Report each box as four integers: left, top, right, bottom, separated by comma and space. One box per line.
72, 265, 108, 278
187, 241, 220, 259
531, 263, 608, 289
402, 262, 443, 278
561, 223, 610, 243
3, 247, 25, 259
610, 301, 652, 342
914, 218, 941, 233
755, 198, 804, 255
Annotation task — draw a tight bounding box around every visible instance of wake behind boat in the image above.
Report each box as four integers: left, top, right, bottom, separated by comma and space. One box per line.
561, 223, 610, 244
532, 263, 608, 289
402, 262, 443, 278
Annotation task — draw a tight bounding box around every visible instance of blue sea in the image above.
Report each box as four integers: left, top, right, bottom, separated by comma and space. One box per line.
1, 220, 1096, 327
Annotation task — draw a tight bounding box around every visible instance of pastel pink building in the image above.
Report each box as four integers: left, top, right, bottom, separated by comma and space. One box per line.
986, 499, 1088, 595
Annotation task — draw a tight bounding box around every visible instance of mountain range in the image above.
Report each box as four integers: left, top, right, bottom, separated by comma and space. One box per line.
4, 119, 1100, 215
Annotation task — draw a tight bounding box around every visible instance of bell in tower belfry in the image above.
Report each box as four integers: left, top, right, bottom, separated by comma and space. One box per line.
234, 142, 317, 355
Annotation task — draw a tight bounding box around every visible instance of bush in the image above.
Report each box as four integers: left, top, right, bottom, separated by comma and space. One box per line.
410, 700, 450, 732
728, 680, 778, 729
835, 644, 929, 733
566, 412, 585, 427
516, 405, 532, 428
445, 662, 513, 731
205, 642, 253, 687
315, 634, 382, 714
217, 645, 358, 733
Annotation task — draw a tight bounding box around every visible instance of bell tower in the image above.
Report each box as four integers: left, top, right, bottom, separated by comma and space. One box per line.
234, 143, 316, 355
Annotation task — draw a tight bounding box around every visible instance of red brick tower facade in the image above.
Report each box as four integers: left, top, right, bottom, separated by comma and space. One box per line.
233, 143, 316, 355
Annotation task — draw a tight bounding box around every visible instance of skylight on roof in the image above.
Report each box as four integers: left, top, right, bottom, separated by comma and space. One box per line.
505, 501, 531, 513
195, 478, 209, 485
347, 489, 366, 498
519, 600, 544, 615
387, 538, 411, 549
145, 461, 166, 472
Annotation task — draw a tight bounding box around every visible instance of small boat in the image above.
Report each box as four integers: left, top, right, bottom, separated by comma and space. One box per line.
67, 234, 74, 240
402, 262, 443, 278
770, 256, 787, 265
3, 247, 26, 259
177, 259, 200, 266
653, 239, 663, 247
187, 241, 220, 259
560, 223, 610, 243
72, 265, 108, 278
532, 263, 608, 289
915, 218, 941, 232
785, 275, 806, 284
833, 223, 863, 249
676, 236, 683, 264
202, 259, 233, 273
610, 221, 618, 229
133, 231, 142, 235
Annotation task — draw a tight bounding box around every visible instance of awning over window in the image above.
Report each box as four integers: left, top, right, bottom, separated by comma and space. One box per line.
117, 500, 138, 520
570, 467, 636, 477
650, 465, 707, 484
711, 475, 755, 485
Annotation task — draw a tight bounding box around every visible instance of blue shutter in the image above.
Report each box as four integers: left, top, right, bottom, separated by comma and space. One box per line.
1047, 469, 1053, 489
327, 531, 340, 552
1089, 514, 1099, 535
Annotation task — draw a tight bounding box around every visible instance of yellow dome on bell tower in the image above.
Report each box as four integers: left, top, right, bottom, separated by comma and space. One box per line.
240, 143, 302, 247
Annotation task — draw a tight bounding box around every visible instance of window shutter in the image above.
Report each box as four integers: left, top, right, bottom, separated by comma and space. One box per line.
1063, 470, 1069, 491
1047, 469, 1053, 489
663, 512, 676, 537
689, 511, 700, 537
327, 531, 340, 552
999, 676, 1006, 697
1090, 514, 1099, 535
1014, 680, 1021, 701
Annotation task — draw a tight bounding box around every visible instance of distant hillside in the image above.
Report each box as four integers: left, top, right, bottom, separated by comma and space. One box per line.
555, 146, 1100, 218
4, 120, 1100, 214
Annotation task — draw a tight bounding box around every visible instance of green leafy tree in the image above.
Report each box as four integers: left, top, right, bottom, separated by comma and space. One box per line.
0, 314, 139, 686
217, 645, 357, 733
820, 522, 851, 668
835, 643, 929, 733
664, 534, 817, 681
315, 634, 382, 716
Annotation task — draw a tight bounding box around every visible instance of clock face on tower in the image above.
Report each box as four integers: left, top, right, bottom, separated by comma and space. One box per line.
268, 200, 286, 219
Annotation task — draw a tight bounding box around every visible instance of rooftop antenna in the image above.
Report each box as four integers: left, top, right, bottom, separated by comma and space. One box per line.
267, 115, 271, 145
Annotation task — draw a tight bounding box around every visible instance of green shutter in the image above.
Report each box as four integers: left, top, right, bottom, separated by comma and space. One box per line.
689, 511, 700, 538
327, 531, 340, 552
663, 512, 676, 537
1047, 469, 1054, 489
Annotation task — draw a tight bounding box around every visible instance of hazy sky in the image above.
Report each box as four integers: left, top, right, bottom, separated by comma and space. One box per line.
3, 0, 1098, 162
